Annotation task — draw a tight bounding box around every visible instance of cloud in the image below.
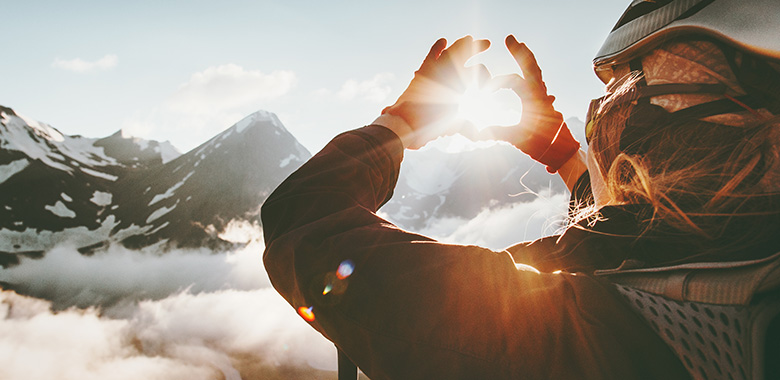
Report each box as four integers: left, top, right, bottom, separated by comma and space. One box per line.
0, 288, 336, 380
121, 64, 298, 152
0, 229, 337, 379
166, 64, 297, 114
335, 73, 395, 102
416, 190, 570, 250
0, 242, 267, 310
51, 54, 118, 73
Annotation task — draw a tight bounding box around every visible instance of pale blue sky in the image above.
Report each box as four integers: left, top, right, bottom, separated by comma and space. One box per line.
2, 0, 629, 152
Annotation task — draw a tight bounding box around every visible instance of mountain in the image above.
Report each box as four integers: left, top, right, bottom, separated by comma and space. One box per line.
0, 106, 310, 265
0, 105, 580, 264
380, 139, 567, 231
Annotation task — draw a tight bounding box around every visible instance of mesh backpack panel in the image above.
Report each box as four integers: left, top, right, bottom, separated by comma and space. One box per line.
602, 252, 780, 380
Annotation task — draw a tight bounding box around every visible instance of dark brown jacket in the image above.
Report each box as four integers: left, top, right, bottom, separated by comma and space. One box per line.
262, 125, 689, 379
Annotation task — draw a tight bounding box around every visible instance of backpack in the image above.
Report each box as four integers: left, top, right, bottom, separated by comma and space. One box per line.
597, 251, 780, 380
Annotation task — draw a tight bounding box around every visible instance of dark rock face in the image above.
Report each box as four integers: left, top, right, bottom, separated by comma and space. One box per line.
0, 107, 310, 259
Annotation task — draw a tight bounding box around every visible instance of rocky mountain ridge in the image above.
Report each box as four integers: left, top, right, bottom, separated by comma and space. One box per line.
0, 106, 310, 266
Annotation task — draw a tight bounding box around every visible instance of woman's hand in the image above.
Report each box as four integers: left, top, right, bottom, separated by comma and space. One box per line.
381, 36, 491, 149
479, 35, 580, 173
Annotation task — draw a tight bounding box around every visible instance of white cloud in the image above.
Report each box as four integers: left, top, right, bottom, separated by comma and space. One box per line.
336, 72, 394, 102
416, 190, 570, 250
166, 64, 297, 114
52, 54, 118, 73
0, 234, 337, 380
0, 288, 335, 380
0, 240, 267, 310
121, 64, 298, 152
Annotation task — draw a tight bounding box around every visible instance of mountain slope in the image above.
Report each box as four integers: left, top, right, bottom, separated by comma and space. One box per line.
0, 106, 310, 261
381, 138, 568, 231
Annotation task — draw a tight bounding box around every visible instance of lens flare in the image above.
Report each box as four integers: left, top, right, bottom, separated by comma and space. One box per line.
322, 284, 333, 295
336, 260, 354, 280
298, 306, 315, 322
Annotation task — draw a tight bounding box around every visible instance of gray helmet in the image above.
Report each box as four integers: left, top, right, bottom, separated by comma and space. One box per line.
594, 0, 780, 84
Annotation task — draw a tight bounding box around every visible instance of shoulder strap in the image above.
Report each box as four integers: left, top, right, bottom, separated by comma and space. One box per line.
597, 251, 780, 305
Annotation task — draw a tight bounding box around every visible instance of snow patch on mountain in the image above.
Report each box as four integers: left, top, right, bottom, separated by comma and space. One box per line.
0, 216, 118, 252
0, 158, 29, 183
1, 113, 72, 172
115, 129, 182, 164
148, 171, 194, 206
147, 221, 170, 235
90, 191, 113, 206
147, 200, 179, 224
58, 134, 118, 167
156, 141, 180, 164
45, 201, 76, 218
278, 154, 298, 168
1, 110, 121, 173
234, 110, 281, 133
16, 112, 64, 142
79, 167, 118, 181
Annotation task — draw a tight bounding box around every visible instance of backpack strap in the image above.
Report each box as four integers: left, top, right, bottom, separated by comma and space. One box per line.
596, 251, 780, 305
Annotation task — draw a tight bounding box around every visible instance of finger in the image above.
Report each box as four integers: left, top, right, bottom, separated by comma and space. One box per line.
505, 35, 544, 86
444, 35, 490, 66
490, 73, 536, 99
419, 38, 448, 71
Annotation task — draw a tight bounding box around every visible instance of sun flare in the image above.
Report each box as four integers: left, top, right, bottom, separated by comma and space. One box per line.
456, 86, 521, 130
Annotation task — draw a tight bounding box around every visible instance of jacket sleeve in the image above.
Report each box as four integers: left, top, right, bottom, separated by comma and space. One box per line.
261, 125, 685, 380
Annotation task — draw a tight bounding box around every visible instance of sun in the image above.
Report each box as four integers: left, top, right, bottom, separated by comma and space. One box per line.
456, 86, 521, 130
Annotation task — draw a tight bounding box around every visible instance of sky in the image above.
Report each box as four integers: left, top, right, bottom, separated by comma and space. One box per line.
1, 2, 640, 377
2, 0, 630, 153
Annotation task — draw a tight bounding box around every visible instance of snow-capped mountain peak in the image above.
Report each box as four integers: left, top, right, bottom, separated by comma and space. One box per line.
0, 105, 311, 257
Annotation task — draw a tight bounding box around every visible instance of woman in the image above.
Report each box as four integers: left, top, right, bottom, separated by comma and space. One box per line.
262, 1, 780, 378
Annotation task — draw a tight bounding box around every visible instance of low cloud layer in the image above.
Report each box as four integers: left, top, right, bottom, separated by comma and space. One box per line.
1, 242, 265, 310
0, 233, 337, 380
417, 190, 570, 250
52, 54, 118, 73
0, 287, 336, 380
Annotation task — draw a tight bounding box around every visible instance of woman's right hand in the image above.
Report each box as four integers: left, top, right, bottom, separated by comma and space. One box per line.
479, 35, 580, 173
381, 36, 491, 149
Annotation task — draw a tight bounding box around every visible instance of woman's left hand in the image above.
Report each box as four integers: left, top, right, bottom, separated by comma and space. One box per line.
478, 35, 580, 172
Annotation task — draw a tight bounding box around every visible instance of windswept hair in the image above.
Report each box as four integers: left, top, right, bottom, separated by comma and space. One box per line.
584, 72, 780, 257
